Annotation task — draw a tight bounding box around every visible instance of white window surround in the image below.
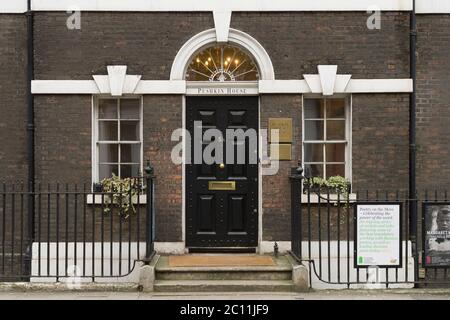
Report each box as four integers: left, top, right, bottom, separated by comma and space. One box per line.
301, 94, 355, 204
170, 29, 275, 81
91, 95, 144, 184
302, 95, 352, 180
88, 95, 147, 204
4, 0, 450, 14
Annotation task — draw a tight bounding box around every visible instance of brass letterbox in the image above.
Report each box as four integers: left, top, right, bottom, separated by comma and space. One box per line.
208, 181, 236, 191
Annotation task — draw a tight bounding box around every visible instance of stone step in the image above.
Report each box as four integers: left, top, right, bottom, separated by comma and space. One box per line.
155, 255, 293, 281
156, 269, 292, 281
154, 279, 295, 292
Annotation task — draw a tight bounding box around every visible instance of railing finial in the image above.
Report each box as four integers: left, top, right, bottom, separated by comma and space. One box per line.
296, 161, 303, 176
145, 160, 154, 176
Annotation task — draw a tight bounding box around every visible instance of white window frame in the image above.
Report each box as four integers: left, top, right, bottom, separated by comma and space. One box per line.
91, 95, 144, 185
301, 94, 353, 184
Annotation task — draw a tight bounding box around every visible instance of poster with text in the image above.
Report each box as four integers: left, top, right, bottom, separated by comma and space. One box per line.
424, 203, 450, 267
355, 203, 402, 268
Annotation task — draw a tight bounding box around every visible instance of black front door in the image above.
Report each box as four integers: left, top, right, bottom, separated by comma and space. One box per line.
186, 96, 259, 248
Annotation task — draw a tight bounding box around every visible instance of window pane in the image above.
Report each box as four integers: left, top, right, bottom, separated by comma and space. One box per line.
326, 164, 345, 178
305, 120, 324, 140
98, 121, 118, 141
98, 99, 118, 119
99, 144, 118, 163
304, 163, 324, 178
120, 99, 140, 119
304, 99, 325, 119
326, 99, 346, 118
121, 144, 141, 163
326, 143, 346, 162
304, 143, 324, 162
120, 164, 140, 178
99, 164, 118, 180
326, 120, 345, 140
120, 121, 139, 141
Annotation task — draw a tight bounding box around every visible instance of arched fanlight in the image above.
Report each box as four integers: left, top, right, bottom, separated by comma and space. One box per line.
186, 44, 259, 82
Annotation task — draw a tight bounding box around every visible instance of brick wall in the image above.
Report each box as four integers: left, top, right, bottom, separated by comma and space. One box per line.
33, 12, 410, 80
260, 95, 302, 241
0, 14, 27, 181
416, 15, 450, 189
231, 12, 410, 79
33, 12, 214, 80
143, 95, 182, 242
34, 95, 92, 184
352, 94, 410, 191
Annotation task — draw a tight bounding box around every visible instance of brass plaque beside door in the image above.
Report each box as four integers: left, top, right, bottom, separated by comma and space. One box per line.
270, 144, 292, 161
208, 181, 236, 191
268, 118, 293, 143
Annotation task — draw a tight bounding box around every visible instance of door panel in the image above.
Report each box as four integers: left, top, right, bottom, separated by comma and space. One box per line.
197, 195, 216, 233
186, 96, 259, 248
228, 195, 246, 232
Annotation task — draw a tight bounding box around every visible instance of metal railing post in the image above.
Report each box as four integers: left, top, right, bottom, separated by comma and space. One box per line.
290, 162, 304, 261
144, 161, 155, 264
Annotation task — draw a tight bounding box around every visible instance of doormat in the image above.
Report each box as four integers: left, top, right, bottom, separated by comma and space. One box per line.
168, 255, 277, 267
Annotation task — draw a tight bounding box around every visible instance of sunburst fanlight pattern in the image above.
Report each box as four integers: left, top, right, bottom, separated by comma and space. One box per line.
186, 45, 259, 82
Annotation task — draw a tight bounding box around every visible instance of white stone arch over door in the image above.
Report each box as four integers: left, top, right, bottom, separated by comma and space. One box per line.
170, 28, 275, 81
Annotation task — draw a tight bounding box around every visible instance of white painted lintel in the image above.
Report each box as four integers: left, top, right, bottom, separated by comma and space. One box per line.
259, 79, 413, 94
32, 79, 412, 95
32, 80, 186, 95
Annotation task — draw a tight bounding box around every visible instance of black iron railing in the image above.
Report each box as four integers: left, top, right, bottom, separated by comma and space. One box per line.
290, 164, 450, 288
0, 166, 155, 281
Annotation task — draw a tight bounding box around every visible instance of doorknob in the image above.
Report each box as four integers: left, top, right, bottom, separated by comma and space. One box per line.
219, 163, 225, 169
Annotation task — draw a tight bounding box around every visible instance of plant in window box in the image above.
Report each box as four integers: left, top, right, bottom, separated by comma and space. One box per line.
305, 175, 351, 200
100, 174, 144, 219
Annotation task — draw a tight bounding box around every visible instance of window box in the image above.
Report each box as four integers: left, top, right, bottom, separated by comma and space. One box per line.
301, 193, 357, 204
86, 194, 147, 205
305, 181, 352, 195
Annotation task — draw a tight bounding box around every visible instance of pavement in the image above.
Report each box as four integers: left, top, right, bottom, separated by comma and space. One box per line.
0, 289, 450, 300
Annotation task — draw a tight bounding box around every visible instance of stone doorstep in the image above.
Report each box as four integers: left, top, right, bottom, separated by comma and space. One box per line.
149, 254, 310, 293
154, 255, 293, 282
155, 254, 293, 272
